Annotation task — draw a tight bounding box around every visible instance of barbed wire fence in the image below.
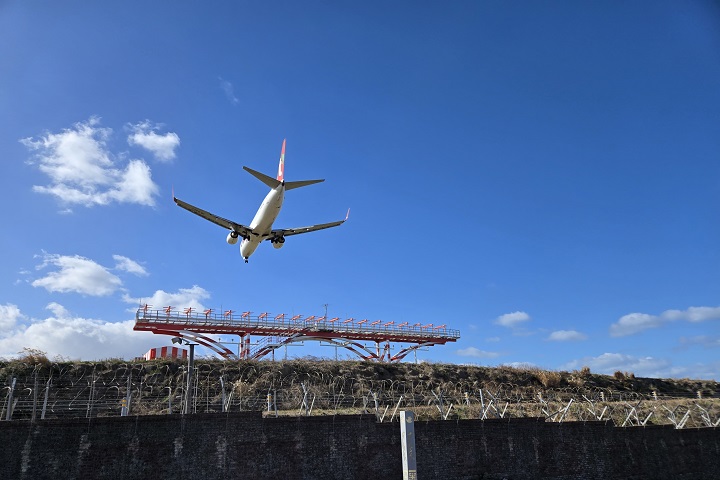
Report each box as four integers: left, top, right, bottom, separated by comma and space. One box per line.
2, 362, 719, 428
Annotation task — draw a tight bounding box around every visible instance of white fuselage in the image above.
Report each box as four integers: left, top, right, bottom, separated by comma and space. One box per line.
240, 185, 285, 259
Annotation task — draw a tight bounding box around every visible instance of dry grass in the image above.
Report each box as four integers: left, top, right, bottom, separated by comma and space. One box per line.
1, 357, 718, 425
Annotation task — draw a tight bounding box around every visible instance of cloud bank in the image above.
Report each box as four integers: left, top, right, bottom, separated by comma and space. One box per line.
562, 352, 677, 378
610, 306, 720, 336
1, 282, 214, 360
0, 303, 156, 360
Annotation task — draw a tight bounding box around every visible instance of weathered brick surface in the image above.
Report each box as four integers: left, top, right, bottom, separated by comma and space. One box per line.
1, 414, 718, 479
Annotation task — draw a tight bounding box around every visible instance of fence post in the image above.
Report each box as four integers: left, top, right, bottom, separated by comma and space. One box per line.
41, 378, 51, 420
86, 371, 96, 418
5, 378, 16, 421
121, 373, 131, 416
400, 411, 417, 480
32, 372, 39, 422
220, 376, 227, 413
183, 343, 196, 415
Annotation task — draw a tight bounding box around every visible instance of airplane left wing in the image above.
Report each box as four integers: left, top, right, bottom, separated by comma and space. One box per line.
269, 209, 349, 239
173, 196, 253, 238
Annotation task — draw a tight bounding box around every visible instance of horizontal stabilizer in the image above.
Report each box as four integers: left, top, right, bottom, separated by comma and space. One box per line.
285, 179, 324, 190
243, 166, 281, 189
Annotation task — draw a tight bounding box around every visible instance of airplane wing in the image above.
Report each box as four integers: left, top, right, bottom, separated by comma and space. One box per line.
173, 196, 253, 238
269, 209, 349, 239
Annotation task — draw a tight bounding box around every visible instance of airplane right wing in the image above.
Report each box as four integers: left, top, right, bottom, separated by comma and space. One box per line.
173, 196, 253, 238
270, 209, 349, 238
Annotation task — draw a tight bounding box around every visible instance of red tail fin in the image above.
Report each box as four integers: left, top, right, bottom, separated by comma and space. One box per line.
277, 139, 286, 182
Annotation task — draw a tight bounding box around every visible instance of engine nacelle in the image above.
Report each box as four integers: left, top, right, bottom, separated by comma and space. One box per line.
272, 241, 284, 249
226, 231, 239, 245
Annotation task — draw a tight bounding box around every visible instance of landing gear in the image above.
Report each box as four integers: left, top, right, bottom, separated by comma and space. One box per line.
244, 257, 249, 263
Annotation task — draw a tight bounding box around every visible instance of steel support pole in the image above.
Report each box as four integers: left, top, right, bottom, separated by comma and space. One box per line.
183, 343, 196, 414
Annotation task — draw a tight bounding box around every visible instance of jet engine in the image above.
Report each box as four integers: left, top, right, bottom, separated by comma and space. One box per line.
272, 237, 285, 249
226, 231, 239, 245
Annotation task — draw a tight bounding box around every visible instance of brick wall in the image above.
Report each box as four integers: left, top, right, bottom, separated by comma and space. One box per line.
1, 413, 718, 479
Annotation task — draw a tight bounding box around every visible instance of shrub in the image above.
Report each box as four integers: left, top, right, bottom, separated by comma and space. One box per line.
17, 347, 50, 366
537, 370, 562, 388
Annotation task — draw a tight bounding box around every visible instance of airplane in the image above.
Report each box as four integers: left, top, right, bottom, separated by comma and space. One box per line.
173, 139, 348, 263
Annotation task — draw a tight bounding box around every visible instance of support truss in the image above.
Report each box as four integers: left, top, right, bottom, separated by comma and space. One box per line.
134, 307, 460, 362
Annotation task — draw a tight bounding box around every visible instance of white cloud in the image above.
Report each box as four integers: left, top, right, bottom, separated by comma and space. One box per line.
501, 362, 539, 369
664, 306, 720, 323
456, 346, 500, 358
122, 285, 211, 312
106, 159, 158, 204
547, 330, 588, 342
0, 303, 158, 360
219, 77, 239, 105
609, 313, 662, 336
127, 120, 180, 162
495, 311, 531, 327
113, 255, 148, 277
0, 304, 25, 330
21, 117, 159, 207
679, 336, 720, 349
562, 352, 675, 378
45, 302, 69, 318
610, 306, 720, 337
32, 252, 123, 296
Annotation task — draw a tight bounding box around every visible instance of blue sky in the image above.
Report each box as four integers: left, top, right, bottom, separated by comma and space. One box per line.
1, 1, 719, 379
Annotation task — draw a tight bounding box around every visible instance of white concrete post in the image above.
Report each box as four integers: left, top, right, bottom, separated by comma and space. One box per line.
400, 410, 417, 480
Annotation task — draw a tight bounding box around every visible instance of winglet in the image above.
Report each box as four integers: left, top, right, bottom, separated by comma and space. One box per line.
277, 139, 286, 182
345, 208, 350, 221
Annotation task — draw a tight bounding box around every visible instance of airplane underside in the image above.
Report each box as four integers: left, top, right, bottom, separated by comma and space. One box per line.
173, 139, 347, 262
